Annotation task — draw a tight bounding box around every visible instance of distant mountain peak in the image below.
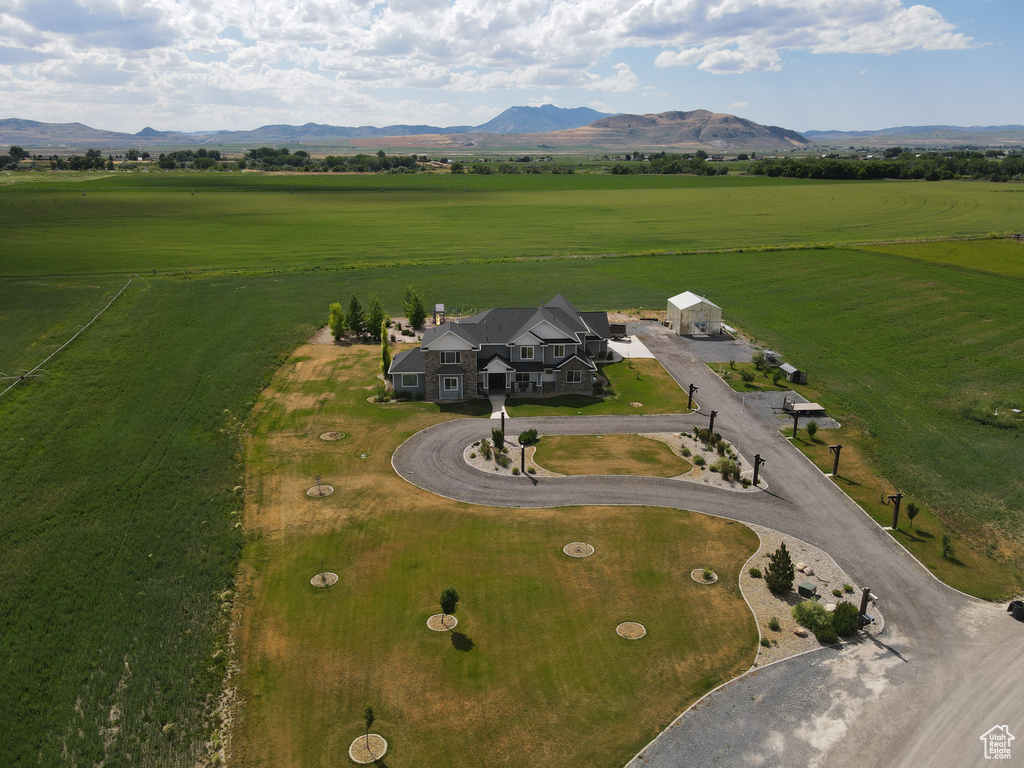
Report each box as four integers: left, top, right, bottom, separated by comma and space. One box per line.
472, 105, 616, 135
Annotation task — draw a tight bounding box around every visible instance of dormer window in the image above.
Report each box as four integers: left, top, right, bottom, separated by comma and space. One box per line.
520, 346, 534, 360
441, 351, 461, 364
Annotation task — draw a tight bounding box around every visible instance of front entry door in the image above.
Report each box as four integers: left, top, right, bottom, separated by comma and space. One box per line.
488, 373, 506, 391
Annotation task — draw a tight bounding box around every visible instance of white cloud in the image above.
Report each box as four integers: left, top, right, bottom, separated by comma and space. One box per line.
0, 0, 974, 128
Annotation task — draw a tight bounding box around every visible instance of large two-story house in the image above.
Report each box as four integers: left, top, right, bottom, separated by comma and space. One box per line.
388, 295, 610, 402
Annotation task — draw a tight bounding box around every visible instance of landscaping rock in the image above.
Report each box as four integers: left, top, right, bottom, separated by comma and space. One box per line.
804, 566, 814, 576
795, 562, 807, 572
794, 628, 810, 638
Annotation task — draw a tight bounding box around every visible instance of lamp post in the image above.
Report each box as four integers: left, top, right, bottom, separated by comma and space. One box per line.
858, 587, 875, 629
829, 444, 842, 476
791, 412, 800, 440
708, 409, 718, 437
687, 383, 699, 410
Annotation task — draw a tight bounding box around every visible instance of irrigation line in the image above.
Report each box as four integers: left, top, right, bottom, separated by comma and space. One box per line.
0, 274, 136, 399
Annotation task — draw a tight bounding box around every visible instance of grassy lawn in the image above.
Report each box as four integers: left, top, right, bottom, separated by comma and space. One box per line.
235, 343, 758, 768
712, 361, 791, 393
532, 434, 692, 477
506, 359, 690, 416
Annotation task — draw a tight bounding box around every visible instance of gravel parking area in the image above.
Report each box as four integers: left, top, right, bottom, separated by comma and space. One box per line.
738, 390, 843, 431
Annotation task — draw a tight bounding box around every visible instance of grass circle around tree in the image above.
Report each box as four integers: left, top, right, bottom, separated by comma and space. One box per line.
616, 621, 647, 639
427, 613, 458, 631
563, 541, 595, 558
691, 568, 719, 584
348, 734, 387, 764
310, 571, 338, 588
306, 484, 334, 497
319, 431, 346, 441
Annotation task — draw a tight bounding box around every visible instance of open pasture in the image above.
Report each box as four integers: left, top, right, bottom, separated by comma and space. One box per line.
3, 173, 1024, 766
2, 174, 1023, 275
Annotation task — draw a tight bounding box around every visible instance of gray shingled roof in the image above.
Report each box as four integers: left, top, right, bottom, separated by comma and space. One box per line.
388, 347, 424, 374
421, 295, 607, 349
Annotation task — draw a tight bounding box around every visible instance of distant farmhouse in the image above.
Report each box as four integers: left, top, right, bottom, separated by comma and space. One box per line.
389, 295, 610, 402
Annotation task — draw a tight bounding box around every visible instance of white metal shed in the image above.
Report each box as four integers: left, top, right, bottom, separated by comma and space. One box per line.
667, 292, 722, 335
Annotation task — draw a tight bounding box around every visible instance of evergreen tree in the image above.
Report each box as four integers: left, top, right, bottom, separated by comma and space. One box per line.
764, 542, 795, 594
346, 294, 365, 338
380, 321, 391, 375
328, 302, 346, 340
366, 295, 387, 342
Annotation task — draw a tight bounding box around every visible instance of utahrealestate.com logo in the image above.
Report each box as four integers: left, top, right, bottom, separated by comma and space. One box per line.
980, 725, 1014, 760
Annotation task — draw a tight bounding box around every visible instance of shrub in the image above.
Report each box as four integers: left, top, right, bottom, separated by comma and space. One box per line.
702, 568, 714, 581
497, 454, 511, 468
752, 351, 766, 370
792, 599, 830, 631
832, 588, 842, 597
813, 622, 839, 644
740, 369, 756, 383
760, 636, 771, 648
481, 438, 492, 460
681, 447, 692, 457
768, 616, 781, 632
527, 467, 536, 475
748, 567, 762, 578
741, 478, 751, 488
806, 420, 818, 439
764, 542, 795, 594
694, 455, 706, 467
716, 440, 727, 456
843, 584, 854, 593
772, 369, 783, 385
511, 467, 520, 475
941, 533, 955, 560
470, 453, 476, 459
518, 428, 539, 446
729, 359, 736, 369
832, 601, 860, 637
491, 428, 505, 452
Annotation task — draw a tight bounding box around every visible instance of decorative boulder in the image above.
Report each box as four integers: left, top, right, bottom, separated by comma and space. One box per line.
804, 566, 814, 576
795, 562, 807, 572
794, 628, 810, 638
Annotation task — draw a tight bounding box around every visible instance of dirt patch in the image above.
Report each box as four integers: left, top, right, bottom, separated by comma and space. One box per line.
427, 614, 458, 631
563, 542, 595, 558
616, 621, 647, 639
349, 734, 387, 763
319, 431, 346, 441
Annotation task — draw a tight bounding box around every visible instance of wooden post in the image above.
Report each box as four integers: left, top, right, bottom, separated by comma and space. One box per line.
858, 587, 873, 629
708, 409, 717, 437
829, 444, 842, 476
888, 493, 903, 528
687, 383, 698, 410
501, 410, 505, 434
520, 444, 525, 473
753, 454, 766, 486
791, 412, 800, 439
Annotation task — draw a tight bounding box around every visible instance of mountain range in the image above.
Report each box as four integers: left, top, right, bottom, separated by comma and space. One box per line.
2, 105, 1019, 151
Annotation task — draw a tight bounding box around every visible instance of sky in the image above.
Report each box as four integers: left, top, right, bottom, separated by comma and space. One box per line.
0, 0, 1020, 134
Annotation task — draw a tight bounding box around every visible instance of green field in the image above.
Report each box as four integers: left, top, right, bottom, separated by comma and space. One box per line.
2, 175, 1022, 275
2, 172, 1023, 766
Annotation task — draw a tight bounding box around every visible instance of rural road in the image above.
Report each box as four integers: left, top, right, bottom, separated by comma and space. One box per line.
392, 329, 1022, 768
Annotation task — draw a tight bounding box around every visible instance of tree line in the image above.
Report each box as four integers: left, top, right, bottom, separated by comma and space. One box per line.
749, 150, 1024, 182
327, 285, 427, 343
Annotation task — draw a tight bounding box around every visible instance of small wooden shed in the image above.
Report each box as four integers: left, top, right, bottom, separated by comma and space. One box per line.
780, 363, 808, 385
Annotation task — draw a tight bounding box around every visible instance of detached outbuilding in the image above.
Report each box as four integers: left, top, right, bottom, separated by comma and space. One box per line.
667, 292, 722, 336
780, 363, 808, 385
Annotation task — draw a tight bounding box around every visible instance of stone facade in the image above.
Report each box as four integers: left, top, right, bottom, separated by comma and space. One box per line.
423, 349, 478, 401
554, 357, 593, 395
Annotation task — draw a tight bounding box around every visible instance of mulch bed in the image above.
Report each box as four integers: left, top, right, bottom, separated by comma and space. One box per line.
319, 431, 346, 441
306, 484, 334, 497
427, 613, 458, 631
563, 542, 595, 558
309, 571, 338, 588
348, 734, 387, 764
690, 568, 719, 584
616, 621, 647, 640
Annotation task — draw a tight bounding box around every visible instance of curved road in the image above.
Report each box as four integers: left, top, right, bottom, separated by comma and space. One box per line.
392, 330, 1022, 768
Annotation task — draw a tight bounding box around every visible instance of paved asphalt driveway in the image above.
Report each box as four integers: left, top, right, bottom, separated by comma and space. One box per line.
392, 330, 1022, 768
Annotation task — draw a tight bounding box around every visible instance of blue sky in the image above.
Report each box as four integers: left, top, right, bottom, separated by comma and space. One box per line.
0, 0, 1019, 133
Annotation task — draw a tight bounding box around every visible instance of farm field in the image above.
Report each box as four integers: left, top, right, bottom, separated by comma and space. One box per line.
2, 172, 1023, 766
235, 343, 758, 768
2, 174, 1023, 275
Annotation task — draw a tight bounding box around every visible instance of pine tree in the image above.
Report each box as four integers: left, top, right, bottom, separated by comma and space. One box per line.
407, 290, 427, 329
346, 294, 365, 338
366, 295, 387, 342
380, 321, 391, 375
764, 542, 795, 594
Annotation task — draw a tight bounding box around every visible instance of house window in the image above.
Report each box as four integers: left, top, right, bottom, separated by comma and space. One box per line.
567, 370, 582, 384
441, 351, 461, 365
553, 344, 565, 358
514, 372, 531, 383
443, 377, 459, 391
401, 374, 418, 388
520, 346, 534, 360
544, 368, 554, 375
